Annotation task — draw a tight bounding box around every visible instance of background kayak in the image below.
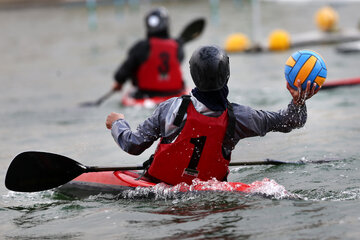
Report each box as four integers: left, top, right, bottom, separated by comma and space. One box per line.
336, 40, 360, 53
1, 1, 360, 240
121, 88, 190, 108
322, 77, 360, 89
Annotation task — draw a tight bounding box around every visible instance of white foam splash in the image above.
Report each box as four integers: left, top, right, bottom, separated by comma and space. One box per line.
121, 183, 181, 200
247, 178, 300, 199
120, 178, 298, 200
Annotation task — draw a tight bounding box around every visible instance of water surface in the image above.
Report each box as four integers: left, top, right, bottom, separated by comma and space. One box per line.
1, 1, 360, 239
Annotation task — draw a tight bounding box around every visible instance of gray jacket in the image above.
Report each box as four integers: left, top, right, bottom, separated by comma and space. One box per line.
111, 93, 307, 157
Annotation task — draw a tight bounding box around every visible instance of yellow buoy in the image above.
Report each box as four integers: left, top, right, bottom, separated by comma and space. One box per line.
315, 6, 339, 32
268, 29, 291, 51
224, 33, 250, 52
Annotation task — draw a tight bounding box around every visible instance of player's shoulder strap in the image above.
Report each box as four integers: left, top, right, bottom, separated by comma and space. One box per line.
225, 101, 235, 140
222, 101, 235, 160
173, 95, 191, 127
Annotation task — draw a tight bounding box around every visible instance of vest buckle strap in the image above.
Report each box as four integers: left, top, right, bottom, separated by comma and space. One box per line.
182, 168, 199, 178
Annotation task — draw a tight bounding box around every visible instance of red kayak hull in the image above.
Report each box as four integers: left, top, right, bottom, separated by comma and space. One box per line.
322, 77, 360, 89
57, 170, 253, 196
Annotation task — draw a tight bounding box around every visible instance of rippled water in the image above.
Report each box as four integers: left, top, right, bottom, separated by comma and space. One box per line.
1, 1, 360, 239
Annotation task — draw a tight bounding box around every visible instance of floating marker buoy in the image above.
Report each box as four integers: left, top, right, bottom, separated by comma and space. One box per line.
315, 6, 339, 32
224, 33, 250, 52
268, 29, 291, 51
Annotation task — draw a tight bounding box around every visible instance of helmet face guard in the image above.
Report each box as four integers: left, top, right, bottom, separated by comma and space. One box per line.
145, 7, 169, 36
189, 45, 230, 92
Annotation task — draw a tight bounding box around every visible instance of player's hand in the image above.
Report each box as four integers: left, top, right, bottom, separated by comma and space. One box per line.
106, 112, 125, 129
287, 80, 320, 106
112, 82, 122, 91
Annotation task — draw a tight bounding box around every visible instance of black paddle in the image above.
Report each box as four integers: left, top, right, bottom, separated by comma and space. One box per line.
80, 18, 206, 107
177, 18, 205, 44
5, 151, 144, 193
79, 90, 115, 107
5, 151, 339, 193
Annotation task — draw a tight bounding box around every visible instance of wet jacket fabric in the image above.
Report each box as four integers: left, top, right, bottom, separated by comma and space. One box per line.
110, 92, 307, 159
114, 37, 185, 94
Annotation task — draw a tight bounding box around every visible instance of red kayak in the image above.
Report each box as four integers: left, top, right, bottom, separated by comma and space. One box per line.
57, 170, 285, 198
322, 77, 360, 89
5, 151, 295, 199
121, 89, 190, 108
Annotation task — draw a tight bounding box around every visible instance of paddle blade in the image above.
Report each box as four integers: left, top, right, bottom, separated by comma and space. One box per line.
5, 151, 87, 192
179, 18, 206, 44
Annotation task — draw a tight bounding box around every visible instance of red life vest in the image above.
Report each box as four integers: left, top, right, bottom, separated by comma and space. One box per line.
136, 38, 183, 92
147, 99, 230, 185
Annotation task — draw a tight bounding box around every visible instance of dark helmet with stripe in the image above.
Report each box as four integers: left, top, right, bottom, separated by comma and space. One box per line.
189, 45, 230, 91
145, 7, 169, 36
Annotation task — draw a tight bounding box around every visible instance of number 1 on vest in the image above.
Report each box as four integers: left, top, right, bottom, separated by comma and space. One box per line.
182, 136, 207, 177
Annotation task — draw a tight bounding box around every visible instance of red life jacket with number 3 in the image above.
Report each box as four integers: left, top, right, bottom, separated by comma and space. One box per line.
136, 38, 183, 92
147, 97, 232, 185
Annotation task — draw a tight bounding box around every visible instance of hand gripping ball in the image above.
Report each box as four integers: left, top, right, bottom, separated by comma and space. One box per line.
285, 49, 327, 90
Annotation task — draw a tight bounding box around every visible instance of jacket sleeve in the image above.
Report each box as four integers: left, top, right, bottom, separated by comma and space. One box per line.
110, 99, 176, 155
232, 101, 307, 140
113, 40, 150, 85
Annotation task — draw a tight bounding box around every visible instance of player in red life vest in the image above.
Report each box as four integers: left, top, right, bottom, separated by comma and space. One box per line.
106, 45, 320, 186
113, 7, 185, 99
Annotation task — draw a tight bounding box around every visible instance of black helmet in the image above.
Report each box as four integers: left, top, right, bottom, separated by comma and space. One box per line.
145, 7, 169, 36
189, 45, 230, 91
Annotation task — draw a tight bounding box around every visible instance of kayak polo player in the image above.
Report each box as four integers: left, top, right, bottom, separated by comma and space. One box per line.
106, 45, 320, 185
112, 7, 185, 99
